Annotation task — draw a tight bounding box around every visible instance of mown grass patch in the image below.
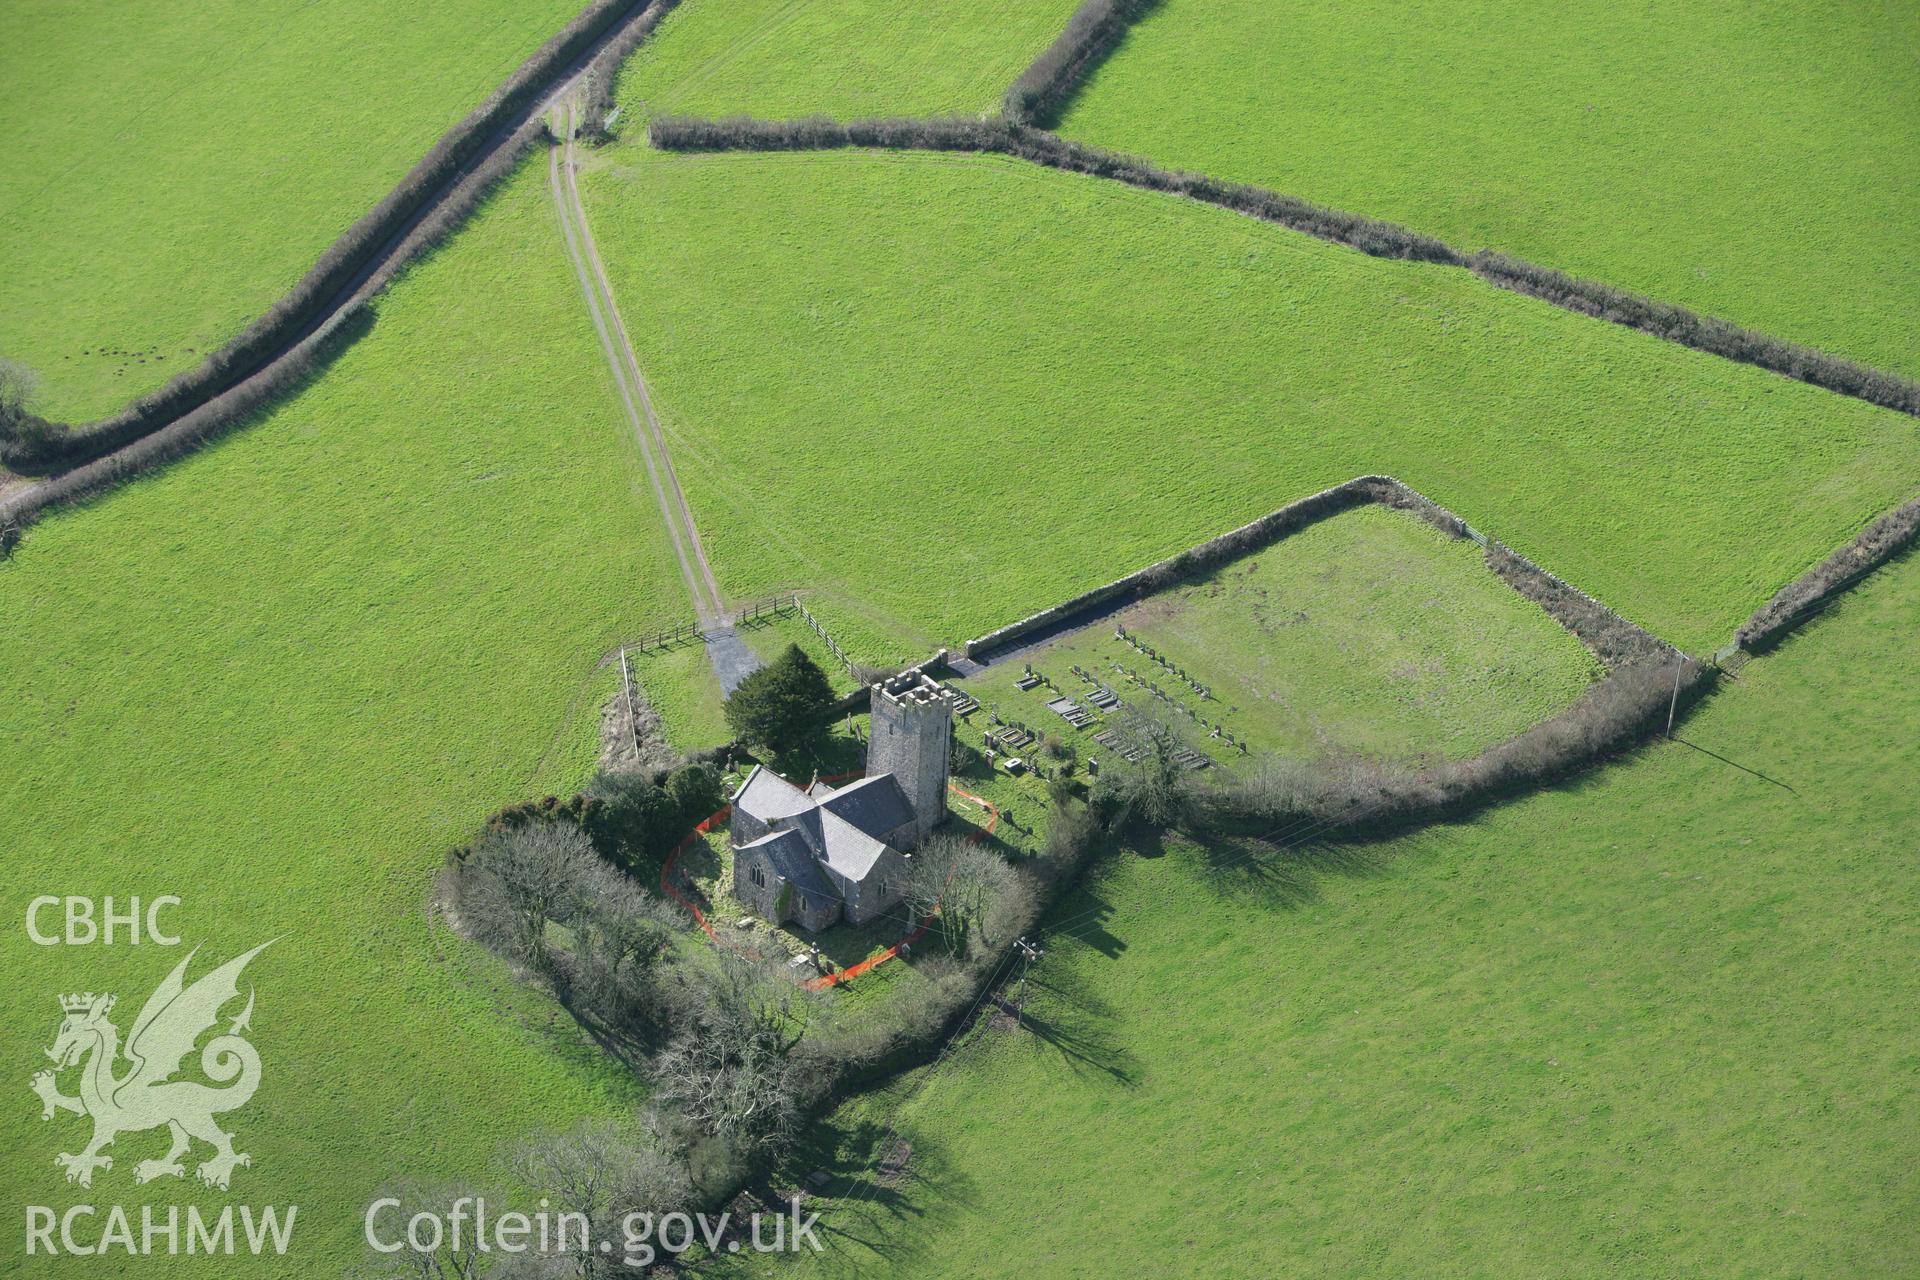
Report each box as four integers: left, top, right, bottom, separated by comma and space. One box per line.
611, 0, 1080, 128
578, 147, 1920, 654
959, 504, 1600, 766
631, 637, 733, 752
0, 158, 682, 1276
0, 0, 585, 419
1060, 0, 1920, 379
729, 545, 1920, 1280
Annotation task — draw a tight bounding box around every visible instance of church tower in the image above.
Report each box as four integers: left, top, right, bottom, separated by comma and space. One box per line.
867, 670, 956, 847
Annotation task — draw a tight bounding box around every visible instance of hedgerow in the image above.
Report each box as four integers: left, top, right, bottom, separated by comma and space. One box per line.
1468, 252, 1920, 417
1003, 0, 1161, 128
1216, 653, 1712, 840
650, 115, 1920, 415
576, 0, 683, 144
2, 0, 664, 474
0, 301, 374, 529
1737, 494, 1920, 652
649, 115, 1462, 264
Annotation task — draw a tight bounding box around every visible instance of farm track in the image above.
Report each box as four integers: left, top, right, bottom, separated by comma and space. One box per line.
0, 0, 666, 527
550, 103, 758, 695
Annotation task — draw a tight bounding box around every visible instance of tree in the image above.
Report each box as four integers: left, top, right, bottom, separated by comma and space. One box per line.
653, 947, 805, 1152
513, 1118, 691, 1277
905, 836, 1024, 957
565, 873, 679, 1029
456, 820, 601, 970
1092, 715, 1195, 831
663, 762, 724, 829
357, 1178, 496, 1279
0, 357, 40, 450
722, 644, 835, 755
581, 769, 672, 868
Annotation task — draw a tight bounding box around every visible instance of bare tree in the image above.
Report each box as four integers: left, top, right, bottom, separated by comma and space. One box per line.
0, 357, 37, 444
905, 836, 1024, 956
513, 1118, 691, 1278
1093, 714, 1196, 830
355, 1178, 496, 1279
456, 820, 602, 970
565, 871, 680, 1027
653, 948, 805, 1152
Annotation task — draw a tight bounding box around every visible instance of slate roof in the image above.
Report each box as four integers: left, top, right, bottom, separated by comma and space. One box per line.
816, 775, 915, 843
735, 827, 834, 901
731, 768, 911, 896
732, 765, 817, 824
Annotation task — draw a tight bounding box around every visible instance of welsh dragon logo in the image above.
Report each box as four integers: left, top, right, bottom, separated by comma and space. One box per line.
30, 940, 274, 1190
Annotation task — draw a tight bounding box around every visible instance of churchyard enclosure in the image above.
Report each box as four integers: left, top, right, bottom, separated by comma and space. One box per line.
0, 0, 588, 421
1059, 0, 1920, 380
956, 502, 1601, 769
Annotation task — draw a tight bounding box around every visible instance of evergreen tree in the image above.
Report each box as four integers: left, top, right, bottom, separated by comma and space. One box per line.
724, 644, 834, 754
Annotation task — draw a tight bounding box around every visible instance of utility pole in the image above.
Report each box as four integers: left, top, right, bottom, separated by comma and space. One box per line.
1011, 936, 1045, 1024
1666, 654, 1687, 737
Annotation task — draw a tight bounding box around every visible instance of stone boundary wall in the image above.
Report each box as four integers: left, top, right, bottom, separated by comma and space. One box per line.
962, 476, 1376, 660
962, 474, 1669, 667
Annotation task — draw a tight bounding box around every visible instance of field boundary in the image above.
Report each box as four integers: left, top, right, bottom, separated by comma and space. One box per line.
962, 474, 1668, 669
1734, 491, 1920, 653
1003, 0, 1162, 128
647, 115, 1920, 418
0, 0, 684, 521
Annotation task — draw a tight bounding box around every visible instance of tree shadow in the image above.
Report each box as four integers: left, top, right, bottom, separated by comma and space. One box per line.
1002, 967, 1140, 1086
1185, 824, 1395, 912
760, 1118, 980, 1267
1047, 887, 1127, 959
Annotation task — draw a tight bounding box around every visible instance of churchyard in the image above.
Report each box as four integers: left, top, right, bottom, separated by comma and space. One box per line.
953, 503, 1601, 772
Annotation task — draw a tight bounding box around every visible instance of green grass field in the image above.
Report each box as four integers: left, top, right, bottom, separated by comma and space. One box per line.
0, 157, 682, 1276
0, 0, 585, 420
957, 504, 1599, 766
1060, 0, 1920, 380
735, 550, 1920, 1280
612, 0, 1078, 128
576, 146, 1920, 654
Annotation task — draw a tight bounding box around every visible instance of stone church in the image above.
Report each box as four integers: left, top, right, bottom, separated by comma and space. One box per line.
730, 669, 956, 932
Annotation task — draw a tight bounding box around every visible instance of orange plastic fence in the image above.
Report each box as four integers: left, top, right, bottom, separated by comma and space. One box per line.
657, 772, 1000, 990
